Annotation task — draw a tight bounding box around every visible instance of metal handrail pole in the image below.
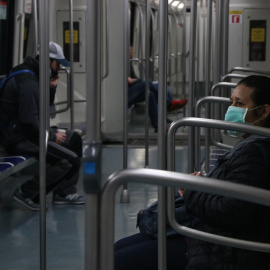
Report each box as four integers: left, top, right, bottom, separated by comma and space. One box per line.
16, 13, 24, 65
84, 0, 102, 269
194, 97, 230, 172
134, 0, 144, 77
54, 99, 87, 107
229, 67, 270, 76
187, 0, 198, 173
196, 3, 200, 96
144, 0, 151, 168
223, 0, 229, 75
214, 0, 222, 84
100, 166, 270, 270
38, 0, 50, 269
221, 73, 246, 82
158, 0, 169, 269
120, 0, 130, 203
219, 0, 230, 121
172, 13, 179, 96
204, 0, 213, 178
182, 0, 187, 100
69, 0, 74, 130
167, 14, 172, 79
210, 82, 237, 95
205, 0, 212, 95
167, 117, 270, 170
150, 8, 155, 80
102, 0, 109, 79
214, 0, 223, 138
33, 0, 39, 55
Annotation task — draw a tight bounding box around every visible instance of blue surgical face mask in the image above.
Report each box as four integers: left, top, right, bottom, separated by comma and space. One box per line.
224, 105, 263, 136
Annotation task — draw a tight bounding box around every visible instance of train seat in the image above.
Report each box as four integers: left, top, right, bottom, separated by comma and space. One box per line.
0, 154, 36, 181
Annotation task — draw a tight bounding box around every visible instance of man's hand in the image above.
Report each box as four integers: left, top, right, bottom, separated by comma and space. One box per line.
50, 76, 59, 88
55, 132, 66, 144
128, 77, 137, 84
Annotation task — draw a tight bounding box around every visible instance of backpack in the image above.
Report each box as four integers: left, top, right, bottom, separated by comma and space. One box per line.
136, 195, 199, 239
0, 69, 34, 137
0, 69, 34, 91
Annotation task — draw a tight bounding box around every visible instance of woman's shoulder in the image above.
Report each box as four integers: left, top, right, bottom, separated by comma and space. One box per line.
229, 136, 270, 166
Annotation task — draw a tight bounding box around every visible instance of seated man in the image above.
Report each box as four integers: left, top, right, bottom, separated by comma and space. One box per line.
0, 41, 85, 210
129, 46, 187, 131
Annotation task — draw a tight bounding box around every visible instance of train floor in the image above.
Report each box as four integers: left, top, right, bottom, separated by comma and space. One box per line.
0, 143, 196, 270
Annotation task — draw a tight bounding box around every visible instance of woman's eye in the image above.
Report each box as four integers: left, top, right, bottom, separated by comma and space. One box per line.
236, 102, 243, 106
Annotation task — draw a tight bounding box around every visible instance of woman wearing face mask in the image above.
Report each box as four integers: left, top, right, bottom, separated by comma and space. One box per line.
182, 75, 270, 270
114, 75, 270, 270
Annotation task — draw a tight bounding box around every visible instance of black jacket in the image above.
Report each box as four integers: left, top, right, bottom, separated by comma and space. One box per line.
0, 56, 57, 148
183, 134, 270, 270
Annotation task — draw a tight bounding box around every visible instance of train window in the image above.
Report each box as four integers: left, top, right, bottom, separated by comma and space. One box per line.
0, 1, 7, 19
249, 20, 266, 61
0, 0, 14, 75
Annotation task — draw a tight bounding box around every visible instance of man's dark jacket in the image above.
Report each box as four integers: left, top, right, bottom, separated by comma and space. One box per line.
183, 134, 270, 270
0, 56, 56, 149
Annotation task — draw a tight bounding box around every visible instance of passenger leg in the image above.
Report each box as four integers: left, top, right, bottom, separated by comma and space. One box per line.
150, 81, 188, 112
128, 80, 158, 129
11, 139, 84, 208
128, 80, 146, 105
114, 233, 187, 270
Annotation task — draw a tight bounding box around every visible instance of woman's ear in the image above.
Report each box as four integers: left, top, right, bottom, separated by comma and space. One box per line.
262, 104, 270, 119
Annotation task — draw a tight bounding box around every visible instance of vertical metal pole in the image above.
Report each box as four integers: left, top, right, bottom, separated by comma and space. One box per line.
32, 0, 38, 55
84, 0, 102, 269
158, 0, 168, 269
188, 0, 197, 173
172, 13, 179, 97
223, 0, 229, 75
205, 0, 212, 96
205, 0, 213, 172
144, 0, 150, 168
182, 0, 187, 106
215, 0, 223, 139
69, 0, 74, 130
121, 0, 130, 203
223, 0, 230, 104
38, 0, 49, 269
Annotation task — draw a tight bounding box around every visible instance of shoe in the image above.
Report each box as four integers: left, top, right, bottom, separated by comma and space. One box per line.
13, 187, 40, 211
167, 99, 188, 112
53, 193, 85, 205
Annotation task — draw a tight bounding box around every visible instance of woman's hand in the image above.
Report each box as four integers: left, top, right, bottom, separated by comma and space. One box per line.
178, 171, 202, 197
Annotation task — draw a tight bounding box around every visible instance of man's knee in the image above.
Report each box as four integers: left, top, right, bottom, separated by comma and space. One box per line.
66, 131, 82, 158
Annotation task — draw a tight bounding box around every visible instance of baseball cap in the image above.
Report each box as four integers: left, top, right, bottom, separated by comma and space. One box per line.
49, 41, 70, 67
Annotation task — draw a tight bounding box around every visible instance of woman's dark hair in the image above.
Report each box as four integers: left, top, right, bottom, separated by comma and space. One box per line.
237, 75, 270, 106
238, 75, 270, 126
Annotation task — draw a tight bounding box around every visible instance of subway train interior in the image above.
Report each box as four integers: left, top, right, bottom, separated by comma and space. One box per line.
1, 0, 270, 269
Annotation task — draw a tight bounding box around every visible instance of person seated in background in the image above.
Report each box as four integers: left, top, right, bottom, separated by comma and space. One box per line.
128, 46, 187, 132
0, 41, 85, 210
115, 75, 270, 270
